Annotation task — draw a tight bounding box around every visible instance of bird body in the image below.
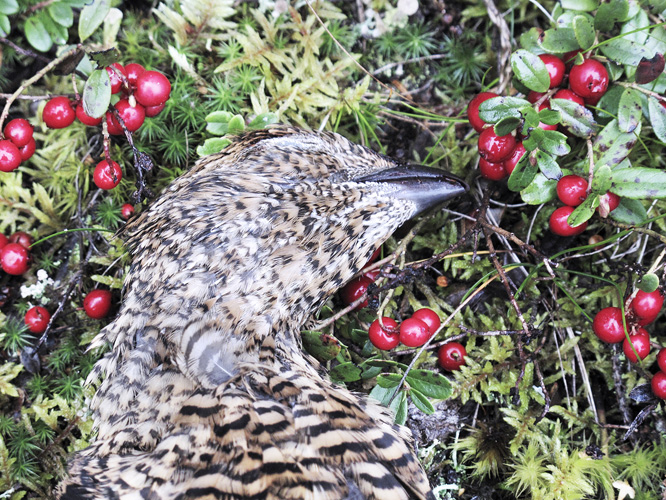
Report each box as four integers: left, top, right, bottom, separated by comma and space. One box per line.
58, 127, 465, 499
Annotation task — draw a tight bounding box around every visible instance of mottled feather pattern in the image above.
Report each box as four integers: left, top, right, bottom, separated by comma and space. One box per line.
59, 127, 450, 499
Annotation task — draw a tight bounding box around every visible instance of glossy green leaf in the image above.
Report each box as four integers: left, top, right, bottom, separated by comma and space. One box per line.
538, 108, 560, 126
568, 195, 597, 227
389, 390, 408, 425
205, 111, 237, 135
494, 116, 521, 136
0, 14, 9, 36
610, 167, 666, 199
638, 274, 659, 293
376, 373, 403, 388
621, 10, 649, 45
405, 369, 452, 400
330, 362, 362, 382
595, 0, 629, 31
365, 359, 410, 371
410, 389, 435, 415
478, 96, 530, 123
79, 0, 110, 42
40, 10, 68, 45
648, 96, 666, 143
520, 173, 557, 204
519, 28, 542, 54
0, 0, 18, 15
535, 150, 562, 180
646, 26, 666, 56
594, 119, 639, 168
550, 97, 596, 138
248, 113, 278, 129
561, 0, 599, 10
593, 164, 613, 193
601, 38, 655, 66
82, 69, 111, 119
369, 383, 398, 406
103, 7, 123, 48
511, 50, 551, 92
360, 365, 382, 379
618, 88, 642, 133
573, 15, 595, 50
196, 138, 231, 156
48, 3, 74, 27
610, 197, 648, 224
508, 153, 537, 192
536, 130, 570, 156
540, 28, 580, 53
25, 16, 53, 52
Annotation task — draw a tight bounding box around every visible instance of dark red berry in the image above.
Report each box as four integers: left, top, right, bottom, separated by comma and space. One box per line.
630, 289, 664, 325
0, 243, 29, 275
106, 111, 123, 135
569, 59, 609, 102
83, 289, 112, 319
553, 89, 585, 106
43, 97, 75, 129
368, 246, 382, 264
651, 371, 666, 399
93, 160, 123, 190
0, 234, 8, 250
340, 276, 374, 309
368, 317, 400, 350
479, 158, 507, 180
657, 348, 666, 373
111, 99, 145, 132
399, 318, 431, 347
549, 206, 588, 237
468, 92, 498, 132
24, 306, 50, 334
0, 140, 22, 172
562, 49, 583, 69
144, 103, 165, 117
4, 118, 33, 147
527, 91, 546, 104
76, 104, 103, 126
437, 342, 467, 371
106, 63, 126, 94
539, 54, 566, 89
503, 143, 526, 175
592, 307, 626, 344
121, 203, 135, 220
478, 127, 516, 163
9, 231, 33, 249
135, 71, 171, 107
412, 308, 441, 335
19, 138, 36, 162
124, 63, 145, 88
557, 175, 588, 207
622, 328, 650, 363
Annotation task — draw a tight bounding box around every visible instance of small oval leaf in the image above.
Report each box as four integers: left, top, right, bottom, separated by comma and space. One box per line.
79, 0, 111, 42
638, 274, 659, 293
82, 69, 112, 119
511, 49, 551, 93
573, 15, 595, 50
410, 389, 435, 415
618, 88, 642, 133
405, 369, 452, 400
24, 16, 53, 52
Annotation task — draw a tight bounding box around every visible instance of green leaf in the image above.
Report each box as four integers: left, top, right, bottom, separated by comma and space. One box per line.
610, 167, 666, 199
197, 138, 232, 156
618, 88, 642, 133
550, 98, 596, 138
538, 108, 561, 126
594, 119, 639, 168
0, 14, 9, 36
79, 0, 110, 42
227, 115, 245, 135
410, 389, 435, 415
568, 195, 597, 227
648, 96, 666, 143
535, 150, 562, 180
593, 164, 612, 193
330, 362, 362, 383
205, 111, 237, 136
540, 28, 580, 53
82, 69, 111, 119
595, 0, 629, 31
369, 384, 398, 406
520, 173, 557, 204
573, 15, 595, 50
511, 50, 551, 93
0, 0, 18, 15
40, 10, 68, 45
536, 130, 570, 156
478, 96, 530, 123
621, 10, 649, 45
601, 38, 655, 66
365, 359, 410, 371
48, 3, 74, 27
638, 274, 659, 293
494, 116, 521, 136
301, 331, 341, 361
24, 16, 53, 52
561, 0, 599, 10
519, 28, 542, 54
508, 152, 537, 191
389, 390, 408, 425
248, 112, 278, 129
360, 365, 382, 379
610, 197, 648, 224
405, 369, 452, 400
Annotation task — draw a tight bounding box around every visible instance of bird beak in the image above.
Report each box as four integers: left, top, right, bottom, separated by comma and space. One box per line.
355, 164, 468, 213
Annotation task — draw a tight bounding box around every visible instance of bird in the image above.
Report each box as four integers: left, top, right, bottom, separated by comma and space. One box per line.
57, 126, 466, 500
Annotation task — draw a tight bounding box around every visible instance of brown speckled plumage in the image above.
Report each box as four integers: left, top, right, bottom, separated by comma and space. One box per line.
58, 126, 465, 499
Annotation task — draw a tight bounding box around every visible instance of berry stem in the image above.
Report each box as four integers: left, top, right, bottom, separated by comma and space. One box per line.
585, 139, 595, 195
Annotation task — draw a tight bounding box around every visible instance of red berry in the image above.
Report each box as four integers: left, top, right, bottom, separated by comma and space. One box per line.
479, 158, 507, 180
43, 97, 75, 129
553, 89, 585, 106
9, 231, 33, 249
76, 104, 103, 126
105, 111, 123, 135
478, 127, 516, 163
83, 289, 113, 319
630, 289, 664, 325
106, 63, 126, 94
592, 307, 626, 344
622, 328, 651, 363
4, 118, 33, 147
503, 143, 526, 175
93, 160, 123, 190
0, 234, 8, 250
24, 306, 50, 334
437, 342, 467, 371
549, 206, 588, 237
368, 246, 382, 264
340, 276, 374, 309
597, 192, 620, 216
115, 99, 145, 132
144, 103, 165, 117
569, 59, 609, 101
19, 138, 36, 162
0, 140, 22, 172
124, 63, 145, 88
557, 175, 588, 207
0, 243, 29, 275
657, 348, 666, 373
468, 92, 499, 132
539, 54, 566, 89
527, 91, 546, 104
412, 308, 441, 335
121, 203, 135, 220
135, 71, 171, 107
399, 317, 431, 347
651, 371, 666, 399
562, 49, 583, 69
368, 317, 400, 350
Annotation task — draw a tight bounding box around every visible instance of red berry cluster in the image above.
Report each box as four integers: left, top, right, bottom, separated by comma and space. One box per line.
0, 231, 33, 275
0, 118, 36, 172
591, 289, 666, 398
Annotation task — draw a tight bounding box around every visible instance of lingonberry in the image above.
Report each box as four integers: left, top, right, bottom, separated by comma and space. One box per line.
468, 92, 498, 132
135, 71, 171, 107
503, 143, 526, 175
19, 138, 36, 162
569, 59, 609, 102
93, 160, 123, 190
651, 371, 666, 399
106, 63, 127, 94
539, 54, 566, 88
478, 127, 516, 163
124, 63, 145, 89
479, 158, 507, 180
562, 49, 583, 69
24, 306, 50, 334
121, 203, 135, 219
657, 348, 666, 373
76, 104, 103, 126
0, 234, 8, 250
368, 317, 400, 350
110, 99, 146, 133
0, 140, 22, 172
630, 289, 664, 325
0, 243, 30, 275
437, 342, 467, 371
622, 328, 651, 363
43, 97, 75, 129
106, 111, 123, 135
549, 206, 588, 237
553, 89, 585, 106
4, 118, 33, 147
9, 231, 33, 249
527, 91, 546, 104
557, 175, 588, 207
399, 317, 431, 347
340, 276, 374, 309
592, 307, 626, 344
144, 103, 165, 118
83, 289, 113, 319
412, 308, 441, 335
597, 192, 620, 216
